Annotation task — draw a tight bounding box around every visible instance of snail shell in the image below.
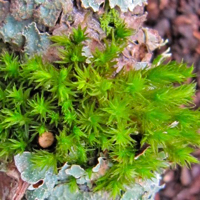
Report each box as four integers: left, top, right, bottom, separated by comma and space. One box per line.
38, 132, 54, 148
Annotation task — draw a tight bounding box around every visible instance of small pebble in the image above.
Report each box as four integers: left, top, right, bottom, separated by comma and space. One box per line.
176, 188, 191, 200
180, 167, 192, 186
38, 132, 54, 148
189, 175, 200, 195
191, 165, 200, 179
163, 170, 174, 183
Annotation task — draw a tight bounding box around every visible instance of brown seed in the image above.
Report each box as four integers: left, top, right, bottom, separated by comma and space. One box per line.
38, 132, 54, 148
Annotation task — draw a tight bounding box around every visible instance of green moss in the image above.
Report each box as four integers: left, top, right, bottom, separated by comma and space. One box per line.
0, 22, 200, 198
100, 9, 133, 40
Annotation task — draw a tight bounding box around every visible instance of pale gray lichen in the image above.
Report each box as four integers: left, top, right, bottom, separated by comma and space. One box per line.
33, 0, 68, 27
22, 22, 50, 55
80, 0, 147, 12
80, 0, 105, 12
65, 165, 86, 179
14, 152, 164, 200
10, 0, 35, 21
121, 174, 165, 200
34, 5, 61, 27
0, 0, 73, 55
48, 184, 115, 200
26, 170, 58, 200
9, 0, 70, 27
0, 15, 32, 47
14, 152, 47, 183
109, 0, 147, 12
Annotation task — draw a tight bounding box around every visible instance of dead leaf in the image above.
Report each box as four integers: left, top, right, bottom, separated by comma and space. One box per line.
0, 162, 29, 200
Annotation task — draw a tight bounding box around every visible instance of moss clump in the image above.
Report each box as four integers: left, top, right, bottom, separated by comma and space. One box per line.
0, 22, 199, 197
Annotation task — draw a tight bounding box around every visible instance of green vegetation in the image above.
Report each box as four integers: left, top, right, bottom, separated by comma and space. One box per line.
0, 13, 200, 198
